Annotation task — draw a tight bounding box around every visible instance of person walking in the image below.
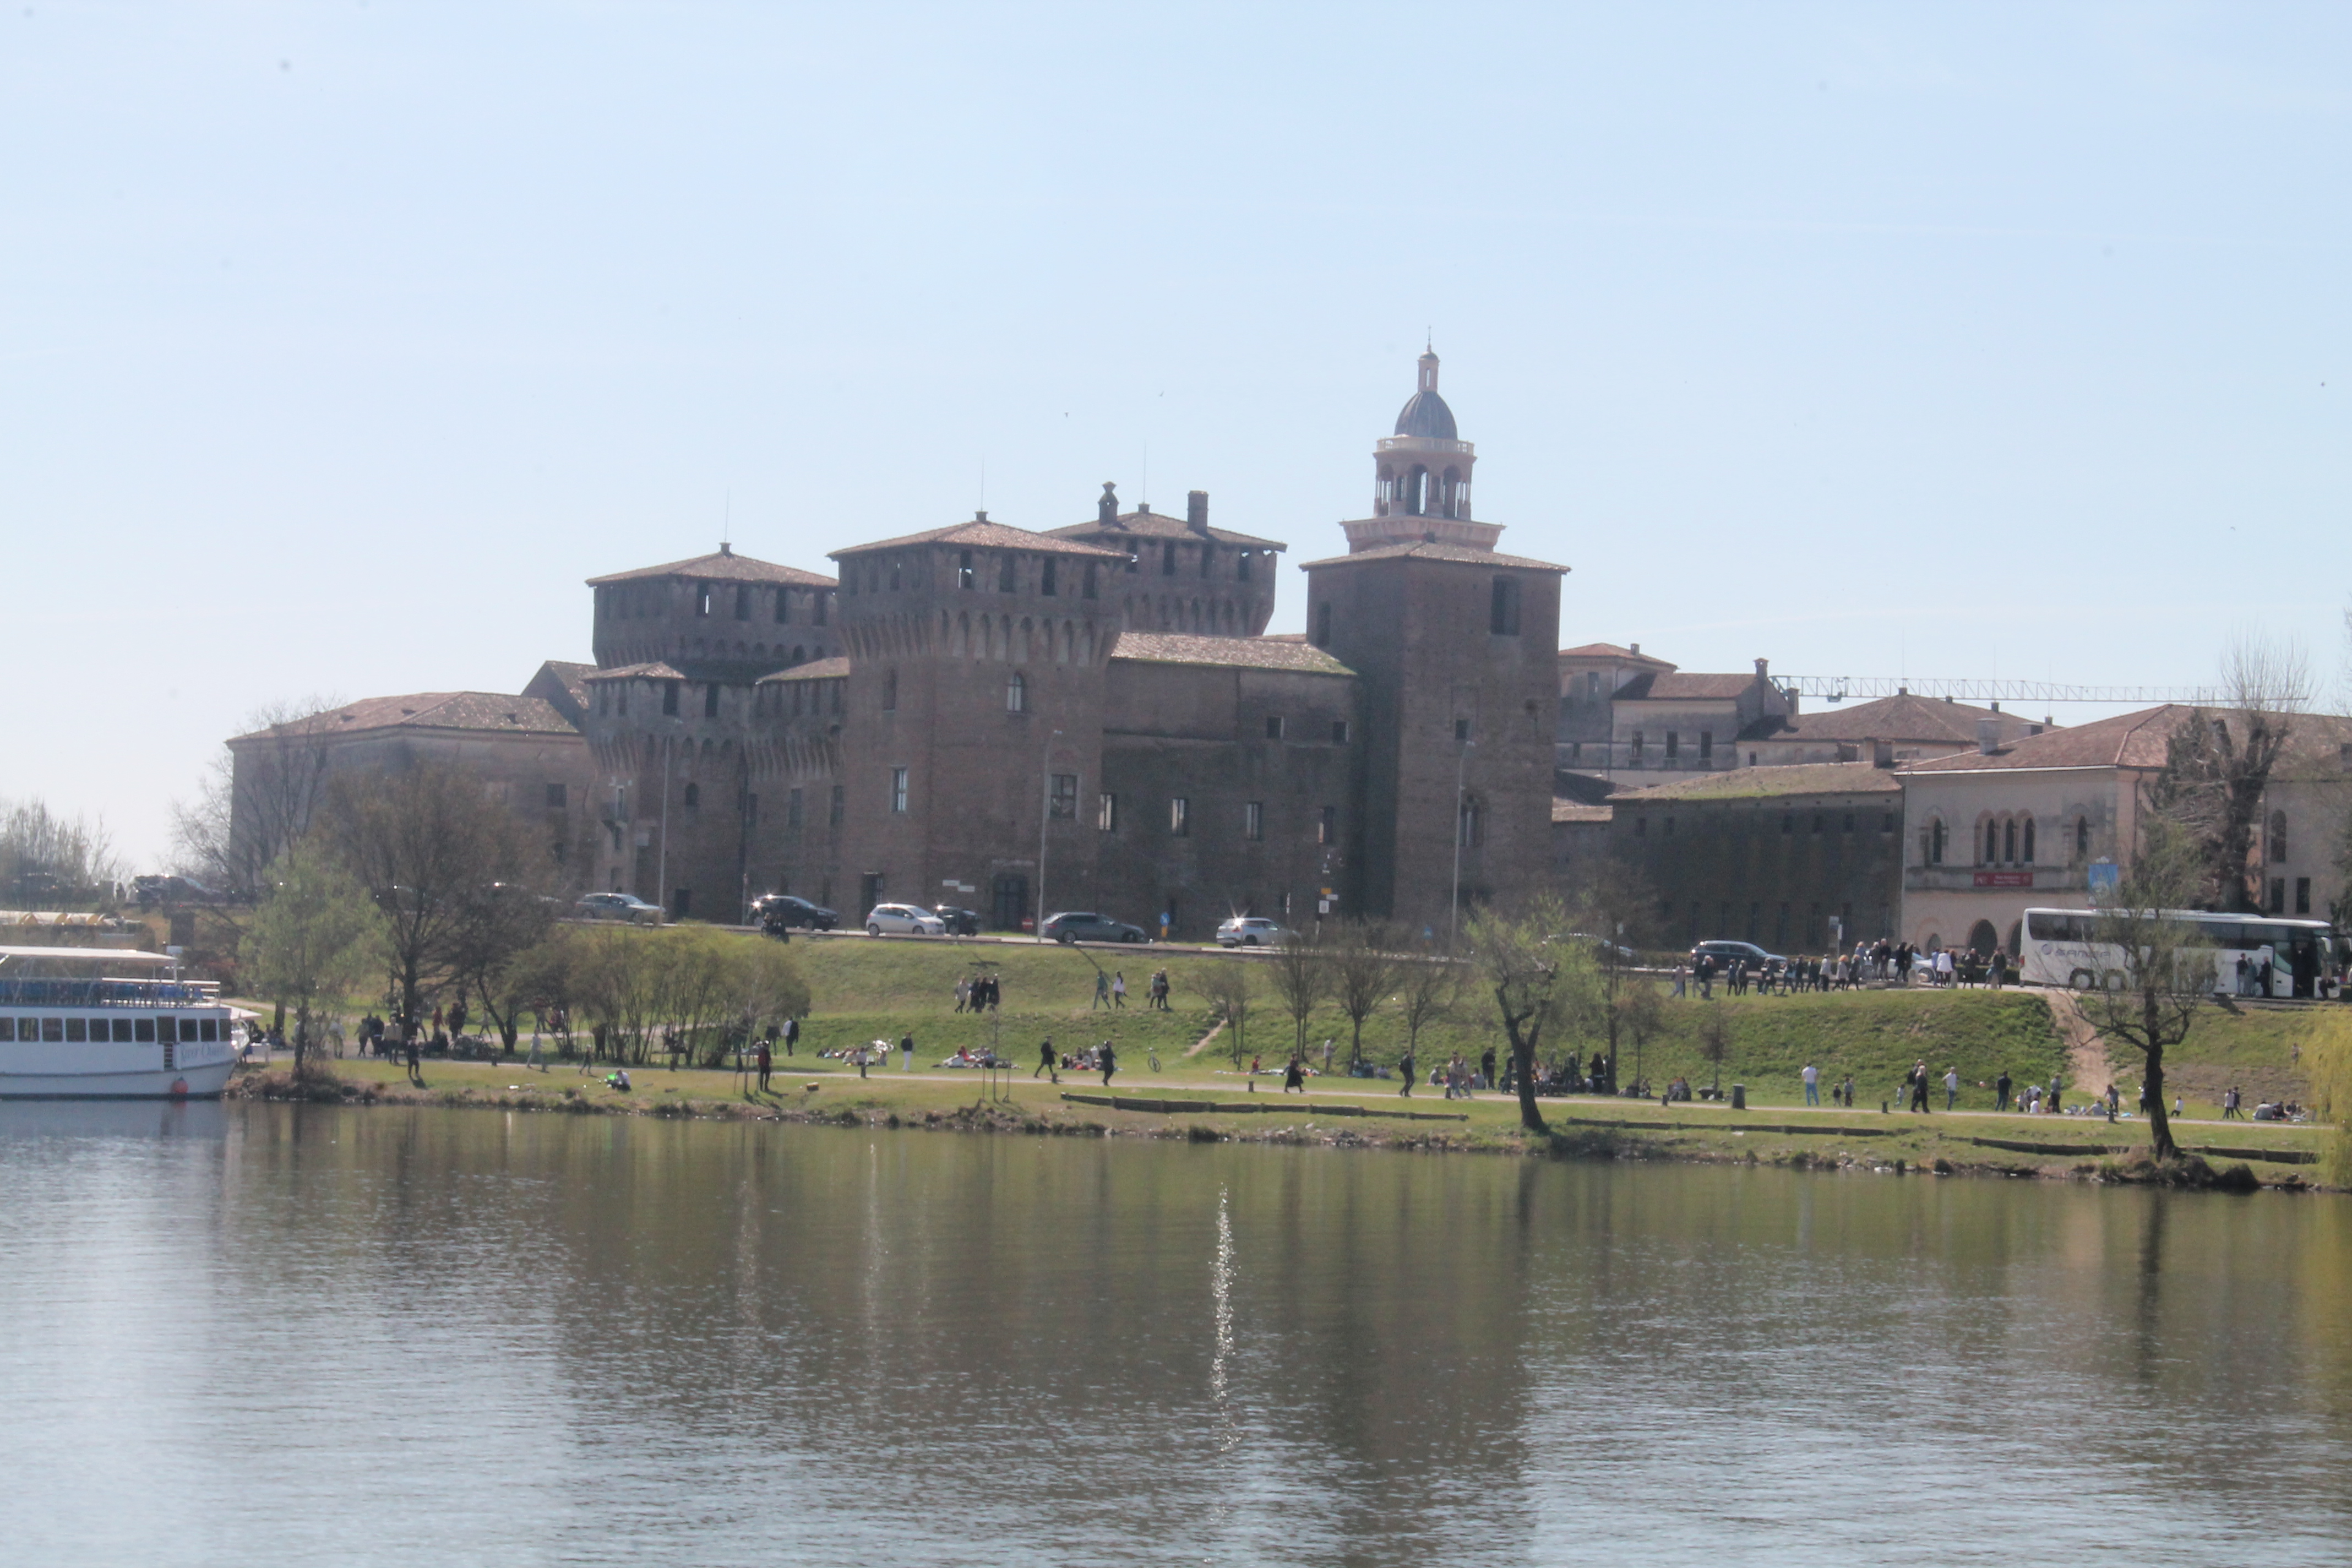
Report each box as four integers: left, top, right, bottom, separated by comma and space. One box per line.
783, 1016, 799, 1057
1839, 1074, 1855, 1109
1908, 1061, 1931, 1113
1036, 1036, 1058, 1083
2224, 1085, 2243, 1120
1098, 1039, 1117, 1088
404, 1028, 422, 1087
1672, 963, 1687, 999
1112, 972, 1127, 1009
1803, 1063, 1820, 1107
1322, 1037, 1335, 1077
1479, 1047, 1497, 1092
1093, 971, 1109, 1010
1399, 1047, 1416, 1097
900, 1032, 914, 1072
756, 1036, 772, 1093
1283, 1056, 1306, 1093
1944, 1066, 1959, 1111
855, 1043, 870, 1079
1995, 1069, 2012, 1112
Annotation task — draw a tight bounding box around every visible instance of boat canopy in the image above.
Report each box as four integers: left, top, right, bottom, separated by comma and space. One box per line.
0, 947, 175, 967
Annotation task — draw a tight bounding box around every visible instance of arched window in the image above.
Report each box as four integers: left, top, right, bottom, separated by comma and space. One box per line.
1441, 466, 1461, 519
1006, 672, 1026, 713
2269, 809, 2288, 864
2003, 819, 2017, 863
2075, 815, 2089, 861
1984, 820, 1999, 865
1929, 819, 1947, 864
2022, 818, 2035, 864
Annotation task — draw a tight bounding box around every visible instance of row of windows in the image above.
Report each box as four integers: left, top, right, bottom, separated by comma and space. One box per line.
1308, 575, 1527, 650
1627, 729, 1714, 763
2, 1015, 222, 1043
1919, 814, 2092, 868
1634, 810, 1896, 838
875, 771, 1338, 845
600, 582, 832, 627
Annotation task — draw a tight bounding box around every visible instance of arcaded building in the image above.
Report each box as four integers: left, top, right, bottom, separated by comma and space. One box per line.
567, 352, 1567, 936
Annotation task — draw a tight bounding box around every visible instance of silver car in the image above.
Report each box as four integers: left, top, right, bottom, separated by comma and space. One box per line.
865, 902, 947, 937
576, 891, 663, 925
1215, 916, 1292, 948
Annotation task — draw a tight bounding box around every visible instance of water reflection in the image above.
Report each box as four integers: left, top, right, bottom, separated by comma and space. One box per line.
1, 1104, 2348, 1565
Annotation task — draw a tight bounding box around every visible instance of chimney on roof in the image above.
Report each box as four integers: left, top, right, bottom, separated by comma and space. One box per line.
1754, 657, 1769, 679
1897, 685, 1908, 696
718, 542, 732, 557
1630, 643, 1640, 656
1977, 717, 2001, 756
1098, 482, 1119, 527
1872, 738, 1894, 769
974, 509, 988, 522
1186, 489, 1209, 535
1991, 700, 2000, 714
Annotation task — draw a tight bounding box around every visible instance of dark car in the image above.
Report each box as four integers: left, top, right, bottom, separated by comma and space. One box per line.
753, 893, 837, 932
1040, 911, 1148, 944
932, 905, 981, 936
1689, 939, 1784, 974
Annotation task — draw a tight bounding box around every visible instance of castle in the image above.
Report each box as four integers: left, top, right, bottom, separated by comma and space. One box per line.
230, 353, 1569, 940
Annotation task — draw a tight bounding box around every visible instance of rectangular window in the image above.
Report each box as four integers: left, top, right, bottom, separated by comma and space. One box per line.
1265, 715, 1285, 740
1456, 717, 1472, 743
1245, 801, 1264, 841
1049, 773, 1078, 820
703, 683, 720, 718
1319, 805, 1337, 845
1630, 729, 1643, 760
1699, 730, 1713, 761
813, 591, 829, 626
1200, 543, 1213, 579
662, 680, 680, 716
545, 783, 567, 810
1041, 557, 1058, 596
1097, 792, 1118, 832
1489, 575, 1521, 635
998, 554, 1016, 592
959, 550, 976, 590
2269, 877, 2286, 914
890, 767, 909, 814
776, 588, 791, 623
2297, 876, 2313, 914
734, 585, 751, 620
788, 787, 804, 829
1238, 550, 1252, 582
1162, 542, 1178, 576
830, 785, 845, 826
696, 584, 712, 617
1314, 601, 1332, 647
1331, 720, 1349, 744
1665, 731, 1679, 760
0, 1018, 10, 1041
1169, 797, 1190, 836
1083, 562, 1098, 599
40, 1017, 61, 1042
64, 1017, 86, 1043
882, 670, 897, 711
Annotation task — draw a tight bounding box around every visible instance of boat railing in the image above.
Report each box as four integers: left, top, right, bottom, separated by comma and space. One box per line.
0, 979, 215, 1008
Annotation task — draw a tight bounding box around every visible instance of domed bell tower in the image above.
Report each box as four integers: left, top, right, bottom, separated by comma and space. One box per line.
1345, 349, 1501, 553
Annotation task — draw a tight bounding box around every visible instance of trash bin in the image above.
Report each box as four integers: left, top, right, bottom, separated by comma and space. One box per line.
1730, 1084, 1747, 1110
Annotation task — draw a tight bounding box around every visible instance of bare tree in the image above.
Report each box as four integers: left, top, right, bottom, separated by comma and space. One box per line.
1616, 975, 1666, 1095
2153, 638, 2307, 912
1327, 919, 1404, 1071
1571, 859, 1655, 1091
1264, 922, 1331, 1068
2079, 818, 2211, 1162
0, 798, 126, 909
1695, 1001, 1733, 1098
1199, 958, 1256, 1070
172, 696, 342, 897
318, 763, 554, 1038
1394, 955, 1460, 1071
1466, 894, 1595, 1134
452, 883, 561, 1053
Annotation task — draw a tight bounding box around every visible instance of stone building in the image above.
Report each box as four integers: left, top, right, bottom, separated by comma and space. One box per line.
299, 350, 1571, 938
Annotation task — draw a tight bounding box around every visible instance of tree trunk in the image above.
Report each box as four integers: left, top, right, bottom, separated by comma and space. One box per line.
1510, 1027, 1547, 1135
2143, 988, 2177, 1161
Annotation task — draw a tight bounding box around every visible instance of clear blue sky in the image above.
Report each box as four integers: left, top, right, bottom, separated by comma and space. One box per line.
7, 3, 2348, 867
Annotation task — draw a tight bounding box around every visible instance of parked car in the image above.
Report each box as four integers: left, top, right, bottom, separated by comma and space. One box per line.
1215, 916, 1292, 948
1689, 939, 1783, 974
1561, 931, 1641, 965
132, 873, 227, 910
577, 891, 663, 925
1041, 911, 1148, 944
752, 893, 837, 932
866, 903, 948, 937
932, 905, 982, 936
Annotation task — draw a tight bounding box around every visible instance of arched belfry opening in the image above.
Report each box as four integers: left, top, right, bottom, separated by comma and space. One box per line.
1346, 347, 1501, 552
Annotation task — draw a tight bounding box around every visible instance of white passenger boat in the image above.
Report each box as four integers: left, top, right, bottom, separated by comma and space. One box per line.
0, 946, 238, 1098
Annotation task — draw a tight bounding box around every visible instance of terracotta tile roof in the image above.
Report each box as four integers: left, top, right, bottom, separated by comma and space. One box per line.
1559, 641, 1675, 667
235, 693, 579, 741
1756, 692, 2041, 746
755, 657, 852, 683
532, 660, 595, 706
1618, 762, 1902, 801
833, 520, 1128, 559
1616, 672, 1759, 701
1049, 509, 1287, 551
1109, 632, 1355, 676
1551, 800, 1615, 824
586, 549, 834, 588
1297, 540, 1570, 573
1901, 705, 2352, 774
582, 662, 687, 682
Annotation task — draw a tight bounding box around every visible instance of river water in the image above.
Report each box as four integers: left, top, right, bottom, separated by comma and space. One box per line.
3, 1102, 2349, 1566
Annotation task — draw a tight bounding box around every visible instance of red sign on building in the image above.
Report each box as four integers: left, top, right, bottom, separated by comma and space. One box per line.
1973, 871, 2034, 888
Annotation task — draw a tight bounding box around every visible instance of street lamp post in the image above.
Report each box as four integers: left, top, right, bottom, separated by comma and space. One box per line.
1036, 727, 1061, 943
1448, 738, 1474, 951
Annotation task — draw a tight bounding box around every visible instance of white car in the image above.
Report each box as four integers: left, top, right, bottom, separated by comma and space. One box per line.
1216, 916, 1292, 948
576, 891, 663, 925
865, 902, 947, 937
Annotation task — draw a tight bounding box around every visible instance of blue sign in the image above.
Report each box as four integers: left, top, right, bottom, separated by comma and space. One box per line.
2086, 860, 2121, 906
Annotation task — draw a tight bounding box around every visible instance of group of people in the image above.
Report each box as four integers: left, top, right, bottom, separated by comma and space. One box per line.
952, 973, 1004, 1012
1031, 1035, 1115, 1086
1673, 939, 2019, 1000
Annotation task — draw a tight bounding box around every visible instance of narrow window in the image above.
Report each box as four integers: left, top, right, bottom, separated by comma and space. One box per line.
890, 767, 909, 814
775, 588, 791, 623
1319, 805, 1337, 845
1664, 817, 1676, 837
2075, 816, 2090, 861
1162, 542, 1177, 576
1265, 715, 1284, 741
1630, 729, 1643, 760
813, 591, 829, 626
662, 680, 680, 716
1930, 819, 1946, 864
2003, 819, 2017, 863
1245, 801, 1264, 841
1048, 773, 1078, 819
1097, 792, 1118, 832
959, 549, 976, 590
1313, 601, 1332, 647
2270, 877, 2287, 914
2297, 876, 2312, 914
704, 683, 720, 718
545, 783, 567, 810
1170, 797, 1190, 836
1331, 720, 1349, 744
830, 785, 845, 825
1665, 731, 1680, 760
1199, 543, 1213, 579
998, 553, 1016, 592
734, 585, 751, 620
1489, 576, 1521, 635
1041, 557, 1058, 596
2269, 809, 2289, 864
889, 559, 902, 592
1699, 730, 1713, 761
2022, 818, 2036, 863
696, 584, 712, 617
1238, 550, 1252, 582
1083, 562, 1098, 599
1457, 718, 1473, 743
1006, 672, 1026, 712
882, 669, 897, 711
683, 782, 700, 809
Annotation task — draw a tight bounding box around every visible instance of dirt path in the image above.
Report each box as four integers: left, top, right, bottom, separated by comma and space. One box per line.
2040, 990, 2113, 1095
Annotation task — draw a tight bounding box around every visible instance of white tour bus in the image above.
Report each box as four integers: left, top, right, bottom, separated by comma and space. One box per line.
2018, 907, 2341, 999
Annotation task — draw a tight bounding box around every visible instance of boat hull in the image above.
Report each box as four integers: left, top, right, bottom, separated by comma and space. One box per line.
0, 1059, 237, 1099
